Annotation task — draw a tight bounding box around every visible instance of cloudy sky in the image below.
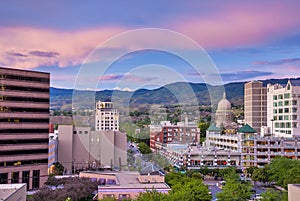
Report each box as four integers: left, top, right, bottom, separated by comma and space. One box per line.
1, 1, 300, 90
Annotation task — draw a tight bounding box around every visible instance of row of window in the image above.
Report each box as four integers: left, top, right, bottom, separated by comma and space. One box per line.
273, 115, 297, 121
1, 84, 49, 92
0, 107, 49, 113
0, 170, 40, 190
0, 118, 49, 123
0, 128, 49, 134
273, 93, 292, 100
274, 122, 297, 129
0, 95, 49, 103
0, 73, 49, 83
0, 149, 48, 156
273, 100, 297, 107
273, 108, 297, 114
0, 139, 48, 145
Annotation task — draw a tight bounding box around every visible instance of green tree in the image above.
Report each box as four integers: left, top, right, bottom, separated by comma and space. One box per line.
138, 142, 152, 154
251, 167, 271, 185
198, 121, 210, 140
169, 179, 211, 201
261, 189, 288, 201
136, 190, 168, 201
216, 171, 252, 201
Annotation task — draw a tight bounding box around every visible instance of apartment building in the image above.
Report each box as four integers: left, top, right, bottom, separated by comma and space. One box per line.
244, 81, 267, 134
150, 121, 200, 150
267, 80, 300, 137
95, 101, 119, 131
206, 124, 300, 168
0, 67, 49, 190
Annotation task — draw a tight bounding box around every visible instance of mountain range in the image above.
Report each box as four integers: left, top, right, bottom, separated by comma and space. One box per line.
50, 77, 299, 110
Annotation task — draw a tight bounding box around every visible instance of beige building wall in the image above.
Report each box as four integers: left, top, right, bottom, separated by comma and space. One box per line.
58, 126, 127, 171
58, 125, 74, 172
288, 184, 300, 201
244, 81, 267, 134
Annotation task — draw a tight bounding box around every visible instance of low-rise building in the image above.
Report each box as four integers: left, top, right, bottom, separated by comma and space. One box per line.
79, 167, 170, 200
150, 121, 200, 151
0, 183, 26, 201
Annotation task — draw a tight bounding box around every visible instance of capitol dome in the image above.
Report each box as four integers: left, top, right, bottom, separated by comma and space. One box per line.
217, 93, 231, 110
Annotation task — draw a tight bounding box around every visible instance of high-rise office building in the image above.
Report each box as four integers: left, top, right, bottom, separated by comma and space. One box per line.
0, 67, 49, 190
95, 101, 119, 131
267, 80, 300, 137
244, 81, 267, 134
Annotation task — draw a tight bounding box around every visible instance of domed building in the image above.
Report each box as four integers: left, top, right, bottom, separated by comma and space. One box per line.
215, 92, 234, 128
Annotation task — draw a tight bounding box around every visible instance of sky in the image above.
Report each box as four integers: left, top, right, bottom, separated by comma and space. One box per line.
1, 0, 300, 90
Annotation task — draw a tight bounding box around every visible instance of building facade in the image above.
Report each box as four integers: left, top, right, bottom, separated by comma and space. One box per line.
267, 80, 300, 137
244, 81, 267, 135
0, 67, 49, 190
206, 124, 300, 168
58, 125, 127, 173
150, 121, 200, 150
215, 93, 234, 128
95, 101, 119, 131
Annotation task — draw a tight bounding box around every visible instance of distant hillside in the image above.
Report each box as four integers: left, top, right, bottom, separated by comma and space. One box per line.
50, 77, 300, 110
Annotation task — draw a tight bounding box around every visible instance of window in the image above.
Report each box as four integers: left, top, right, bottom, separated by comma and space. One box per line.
22, 171, 30, 190
11, 172, 19, 183
278, 109, 283, 113
284, 108, 289, 113
32, 170, 40, 189
284, 93, 290, 98
273, 95, 277, 100
273, 102, 277, 107
284, 115, 289, 120
284, 101, 289, 106
0, 173, 8, 184
278, 101, 283, 106
286, 122, 291, 128
273, 109, 277, 114
279, 115, 283, 120
278, 94, 283, 99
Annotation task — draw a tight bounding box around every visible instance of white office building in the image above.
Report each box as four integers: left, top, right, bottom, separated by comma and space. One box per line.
267, 80, 300, 137
95, 101, 119, 131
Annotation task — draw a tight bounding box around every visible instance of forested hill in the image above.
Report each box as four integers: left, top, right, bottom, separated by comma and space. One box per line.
50, 77, 300, 110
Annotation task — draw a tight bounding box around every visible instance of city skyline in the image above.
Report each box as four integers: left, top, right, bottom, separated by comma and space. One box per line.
1, 1, 300, 90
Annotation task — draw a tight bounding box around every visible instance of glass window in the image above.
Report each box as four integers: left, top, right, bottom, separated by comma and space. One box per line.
284, 115, 289, 120
284, 101, 289, 106
284, 108, 289, 113
273, 102, 277, 107
0, 173, 8, 184
32, 170, 40, 189
279, 109, 283, 113
278, 101, 283, 106
273, 95, 277, 100
278, 94, 283, 99
11, 172, 19, 183
22, 171, 30, 190
284, 93, 290, 98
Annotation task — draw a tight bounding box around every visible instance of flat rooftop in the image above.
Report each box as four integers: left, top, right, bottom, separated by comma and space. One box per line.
0, 183, 26, 200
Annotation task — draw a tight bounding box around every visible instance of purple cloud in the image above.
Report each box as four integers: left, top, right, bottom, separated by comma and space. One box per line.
220, 70, 273, 81
254, 58, 300, 65
6, 51, 27, 57
29, 50, 59, 57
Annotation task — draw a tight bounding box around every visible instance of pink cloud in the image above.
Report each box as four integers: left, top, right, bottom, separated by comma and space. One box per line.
171, 2, 300, 49
0, 26, 125, 69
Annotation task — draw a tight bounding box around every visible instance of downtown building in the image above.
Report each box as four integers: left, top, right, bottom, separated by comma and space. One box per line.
149, 121, 200, 151
244, 81, 267, 134
95, 101, 119, 131
267, 80, 300, 137
0, 67, 50, 190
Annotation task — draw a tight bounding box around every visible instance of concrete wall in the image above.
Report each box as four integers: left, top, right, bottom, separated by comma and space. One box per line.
58, 125, 73, 172
288, 184, 300, 201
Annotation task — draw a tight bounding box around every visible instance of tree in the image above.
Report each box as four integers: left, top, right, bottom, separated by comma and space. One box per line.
138, 142, 152, 154
51, 162, 64, 175
169, 179, 212, 201
251, 167, 271, 185
261, 189, 288, 201
216, 171, 252, 201
198, 121, 210, 140
136, 190, 168, 201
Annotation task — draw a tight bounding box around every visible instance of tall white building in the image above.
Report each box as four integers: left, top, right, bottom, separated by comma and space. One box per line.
267, 80, 300, 137
95, 101, 119, 131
